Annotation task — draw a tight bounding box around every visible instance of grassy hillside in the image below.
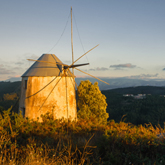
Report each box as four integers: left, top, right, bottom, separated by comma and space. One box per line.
1, 81, 165, 98
1, 110, 165, 164
0, 81, 21, 98
1, 82, 165, 164
1, 82, 165, 127
0, 81, 21, 112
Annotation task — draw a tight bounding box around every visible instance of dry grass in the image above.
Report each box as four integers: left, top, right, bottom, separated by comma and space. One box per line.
0, 133, 94, 165
1, 110, 165, 164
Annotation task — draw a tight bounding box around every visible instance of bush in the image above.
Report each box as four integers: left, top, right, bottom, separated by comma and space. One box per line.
77, 80, 109, 125
3, 93, 18, 101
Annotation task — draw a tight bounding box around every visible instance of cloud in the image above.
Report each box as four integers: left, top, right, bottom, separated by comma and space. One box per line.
89, 68, 95, 71
128, 73, 159, 79
15, 62, 24, 65
13, 67, 22, 70
110, 63, 136, 69
14, 75, 21, 78
89, 67, 109, 71
24, 53, 39, 60
0, 65, 16, 75
162, 68, 165, 71
63, 60, 71, 64
0, 53, 39, 80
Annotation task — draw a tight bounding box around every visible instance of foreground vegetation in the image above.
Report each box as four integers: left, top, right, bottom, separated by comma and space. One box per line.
0, 109, 165, 164
1, 81, 165, 164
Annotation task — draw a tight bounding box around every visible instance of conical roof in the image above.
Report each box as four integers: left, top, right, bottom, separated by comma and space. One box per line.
22, 54, 73, 77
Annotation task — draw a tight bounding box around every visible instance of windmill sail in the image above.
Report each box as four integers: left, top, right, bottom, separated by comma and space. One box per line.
19, 8, 109, 122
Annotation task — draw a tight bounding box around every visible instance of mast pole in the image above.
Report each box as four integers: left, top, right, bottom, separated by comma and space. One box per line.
71, 7, 74, 75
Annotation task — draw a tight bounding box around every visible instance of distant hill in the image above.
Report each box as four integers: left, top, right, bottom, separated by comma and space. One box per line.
75, 77, 165, 90
5, 77, 21, 82
105, 86, 165, 95
0, 81, 21, 98
4, 77, 165, 90
1, 80, 165, 126
2, 77, 165, 97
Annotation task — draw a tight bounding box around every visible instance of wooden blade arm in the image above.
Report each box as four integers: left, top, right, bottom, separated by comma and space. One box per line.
64, 63, 89, 69
70, 63, 89, 68
74, 68, 110, 85
70, 44, 99, 66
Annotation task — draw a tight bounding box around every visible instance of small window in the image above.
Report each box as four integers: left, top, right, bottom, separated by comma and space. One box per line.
22, 108, 25, 117
25, 80, 27, 89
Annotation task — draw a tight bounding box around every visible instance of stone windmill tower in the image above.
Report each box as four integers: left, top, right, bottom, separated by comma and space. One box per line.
19, 8, 109, 121
19, 53, 77, 121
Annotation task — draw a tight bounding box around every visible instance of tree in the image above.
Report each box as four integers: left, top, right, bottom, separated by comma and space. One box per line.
3, 93, 17, 101
77, 80, 109, 124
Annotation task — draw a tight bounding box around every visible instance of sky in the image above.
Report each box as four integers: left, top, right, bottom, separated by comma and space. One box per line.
0, 0, 165, 81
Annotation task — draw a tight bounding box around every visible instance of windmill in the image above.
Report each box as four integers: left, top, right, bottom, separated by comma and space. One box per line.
19, 7, 109, 121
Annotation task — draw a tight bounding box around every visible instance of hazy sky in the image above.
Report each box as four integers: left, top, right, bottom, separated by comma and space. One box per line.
0, 0, 165, 81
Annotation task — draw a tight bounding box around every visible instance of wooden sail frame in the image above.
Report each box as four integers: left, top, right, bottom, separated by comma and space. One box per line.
23, 7, 109, 120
